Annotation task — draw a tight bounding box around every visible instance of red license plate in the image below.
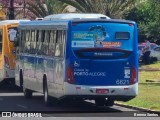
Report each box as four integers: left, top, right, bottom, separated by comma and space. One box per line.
96, 89, 109, 94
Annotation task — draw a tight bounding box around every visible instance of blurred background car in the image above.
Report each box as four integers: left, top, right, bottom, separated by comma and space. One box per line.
138, 42, 158, 62
150, 46, 160, 61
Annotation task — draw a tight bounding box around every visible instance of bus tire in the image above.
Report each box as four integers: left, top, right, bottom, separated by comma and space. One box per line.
43, 79, 51, 106
95, 98, 105, 106
24, 88, 32, 99
19, 70, 23, 89
105, 99, 114, 106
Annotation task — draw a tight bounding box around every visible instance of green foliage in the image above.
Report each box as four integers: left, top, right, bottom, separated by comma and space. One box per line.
27, 0, 48, 18
58, 0, 136, 18
45, 0, 68, 14
125, 0, 160, 43
27, 0, 68, 19
124, 2, 153, 23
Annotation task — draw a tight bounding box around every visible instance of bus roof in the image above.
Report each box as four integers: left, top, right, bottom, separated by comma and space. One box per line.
71, 19, 135, 24
43, 13, 110, 20
19, 18, 135, 28
0, 20, 30, 26
19, 20, 68, 30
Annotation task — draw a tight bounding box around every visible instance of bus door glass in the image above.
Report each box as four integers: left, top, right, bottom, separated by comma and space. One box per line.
69, 22, 136, 86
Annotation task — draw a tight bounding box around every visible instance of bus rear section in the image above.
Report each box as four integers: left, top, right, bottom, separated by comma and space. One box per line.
64, 20, 138, 105
0, 24, 17, 85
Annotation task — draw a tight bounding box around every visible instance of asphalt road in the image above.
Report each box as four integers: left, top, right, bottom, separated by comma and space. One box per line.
0, 85, 147, 117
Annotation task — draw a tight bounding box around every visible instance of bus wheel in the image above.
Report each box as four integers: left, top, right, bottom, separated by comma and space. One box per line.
105, 99, 114, 106
95, 98, 105, 106
44, 80, 51, 106
23, 88, 32, 99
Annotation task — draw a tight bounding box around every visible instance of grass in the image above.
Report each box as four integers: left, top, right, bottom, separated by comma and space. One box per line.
119, 84, 160, 111
139, 71, 160, 83
140, 61, 160, 70
118, 61, 160, 111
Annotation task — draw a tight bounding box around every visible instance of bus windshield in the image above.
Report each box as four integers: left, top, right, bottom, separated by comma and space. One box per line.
8, 27, 18, 42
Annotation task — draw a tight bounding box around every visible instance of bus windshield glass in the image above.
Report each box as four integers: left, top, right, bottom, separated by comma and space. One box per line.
8, 27, 18, 42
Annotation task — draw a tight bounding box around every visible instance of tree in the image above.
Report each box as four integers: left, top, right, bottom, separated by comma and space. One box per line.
125, 0, 160, 43
45, 0, 69, 14
26, 0, 48, 19
146, 0, 160, 43
58, 0, 136, 18
9, 0, 14, 19
124, 1, 153, 24
26, 0, 68, 19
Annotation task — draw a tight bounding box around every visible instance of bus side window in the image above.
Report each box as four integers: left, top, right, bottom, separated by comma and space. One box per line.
41, 30, 49, 55
0, 30, 2, 52
30, 30, 36, 54
55, 30, 66, 57
62, 30, 66, 56
48, 30, 56, 56
21, 30, 25, 53
24, 30, 31, 53
36, 30, 42, 55
55, 30, 60, 57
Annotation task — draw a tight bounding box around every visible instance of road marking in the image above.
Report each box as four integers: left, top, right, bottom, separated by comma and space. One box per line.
0, 93, 24, 96
17, 104, 28, 109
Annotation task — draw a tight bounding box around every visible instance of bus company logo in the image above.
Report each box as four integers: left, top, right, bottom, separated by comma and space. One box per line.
2, 112, 11, 117
2, 112, 42, 117
94, 52, 113, 56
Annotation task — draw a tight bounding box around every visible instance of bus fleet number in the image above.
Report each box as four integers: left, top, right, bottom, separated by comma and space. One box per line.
116, 79, 129, 85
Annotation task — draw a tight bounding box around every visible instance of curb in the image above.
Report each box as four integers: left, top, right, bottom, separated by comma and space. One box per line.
139, 69, 160, 72
145, 82, 160, 84
115, 102, 160, 115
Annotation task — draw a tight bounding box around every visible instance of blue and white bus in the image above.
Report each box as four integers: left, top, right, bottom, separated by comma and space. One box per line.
15, 14, 138, 106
